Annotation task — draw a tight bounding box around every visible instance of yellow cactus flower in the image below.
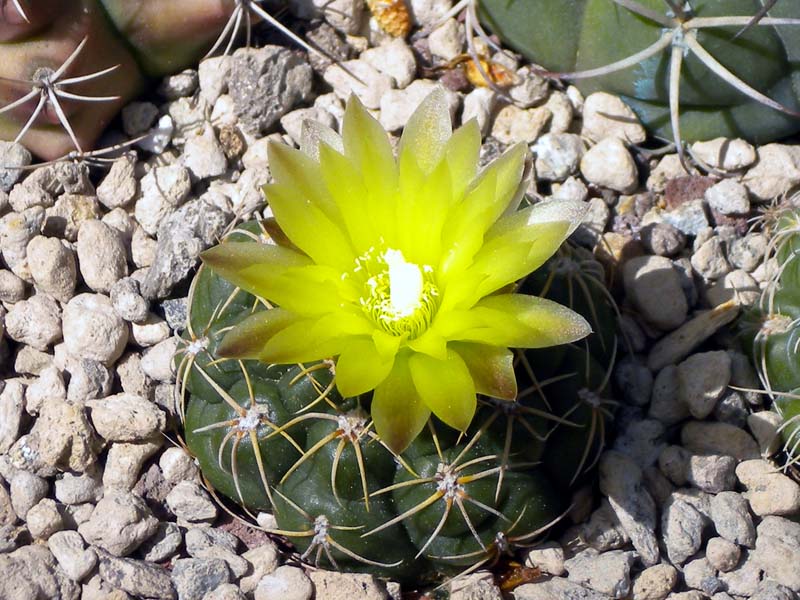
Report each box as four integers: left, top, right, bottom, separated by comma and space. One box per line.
201, 89, 591, 452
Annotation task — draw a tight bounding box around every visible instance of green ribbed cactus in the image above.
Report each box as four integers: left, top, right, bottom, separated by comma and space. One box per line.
177, 224, 618, 581
476, 0, 800, 147
0, 0, 300, 160
742, 206, 800, 462
176, 91, 620, 582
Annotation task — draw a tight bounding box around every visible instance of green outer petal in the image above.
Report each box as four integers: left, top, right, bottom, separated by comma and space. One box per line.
264, 183, 355, 270
398, 87, 453, 176
335, 337, 396, 398
444, 119, 482, 202
260, 312, 373, 364
203, 241, 353, 316
300, 119, 344, 163
371, 354, 431, 453
409, 349, 477, 433
450, 342, 517, 401
267, 142, 339, 222
217, 308, 297, 359
436, 294, 592, 349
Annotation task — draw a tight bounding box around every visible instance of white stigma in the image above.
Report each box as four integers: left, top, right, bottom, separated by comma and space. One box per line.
383, 249, 423, 319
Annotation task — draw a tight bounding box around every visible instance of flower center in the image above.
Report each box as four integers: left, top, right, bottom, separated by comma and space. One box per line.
355, 247, 439, 339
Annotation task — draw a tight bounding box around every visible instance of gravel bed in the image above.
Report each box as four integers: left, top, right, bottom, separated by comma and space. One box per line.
1, 0, 800, 599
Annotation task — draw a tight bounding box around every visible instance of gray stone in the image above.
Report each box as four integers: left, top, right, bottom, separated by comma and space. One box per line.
78, 491, 159, 556
48, 530, 97, 581
98, 553, 176, 599
139, 522, 182, 563
183, 124, 227, 181
166, 480, 218, 523
709, 491, 755, 547
580, 500, 630, 551
750, 581, 797, 600
140, 199, 229, 299
683, 557, 722, 596
705, 179, 750, 215
613, 419, 665, 470
77, 220, 128, 293
255, 565, 313, 600
691, 237, 731, 280
632, 563, 677, 600
135, 164, 192, 237
26, 235, 77, 302
713, 389, 749, 427
564, 548, 636, 598
676, 351, 731, 419
717, 550, 763, 597
111, 277, 149, 323
25, 497, 64, 539
599, 451, 660, 566
681, 421, 760, 461
307, 570, 389, 599
87, 393, 165, 442
54, 468, 103, 505
533, 133, 584, 182
5, 293, 62, 351
662, 199, 709, 236
641, 223, 686, 257
0, 545, 80, 600
706, 537, 741, 572
184, 526, 248, 578
729, 233, 767, 272
648, 366, 690, 426
202, 583, 246, 600
9, 469, 48, 520
230, 45, 313, 134
0, 380, 25, 453
662, 494, 706, 565
623, 256, 688, 330
171, 558, 230, 600
103, 439, 162, 491
67, 358, 112, 402
755, 516, 800, 591
524, 541, 565, 576
687, 454, 737, 494
514, 577, 609, 600
0, 142, 31, 191
736, 459, 800, 516
62, 293, 129, 366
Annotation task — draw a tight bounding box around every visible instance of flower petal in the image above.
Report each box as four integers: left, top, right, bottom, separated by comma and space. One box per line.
217, 308, 297, 359
398, 87, 452, 176
260, 312, 373, 364
300, 118, 344, 162
341, 95, 399, 243
444, 118, 482, 201
267, 141, 339, 222
409, 349, 476, 432
439, 294, 591, 349
439, 218, 571, 312
371, 354, 431, 453
451, 342, 517, 401
335, 337, 396, 398
319, 143, 382, 253
439, 143, 528, 283
264, 182, 355, 270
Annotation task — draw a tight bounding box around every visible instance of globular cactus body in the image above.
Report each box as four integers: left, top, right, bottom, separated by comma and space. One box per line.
179, 224, 618, 581
743, 209, 800, 461
478, 0, 800, 144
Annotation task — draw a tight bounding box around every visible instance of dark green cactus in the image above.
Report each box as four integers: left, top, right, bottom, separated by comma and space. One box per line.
477, 0, 800, 146
177, 221, 619, 581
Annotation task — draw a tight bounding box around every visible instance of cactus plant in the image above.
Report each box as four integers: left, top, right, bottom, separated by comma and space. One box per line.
0, 0, 325, 160
177, 91, 620, 581
472, 0, 800, 150
741, 204, 800, 463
